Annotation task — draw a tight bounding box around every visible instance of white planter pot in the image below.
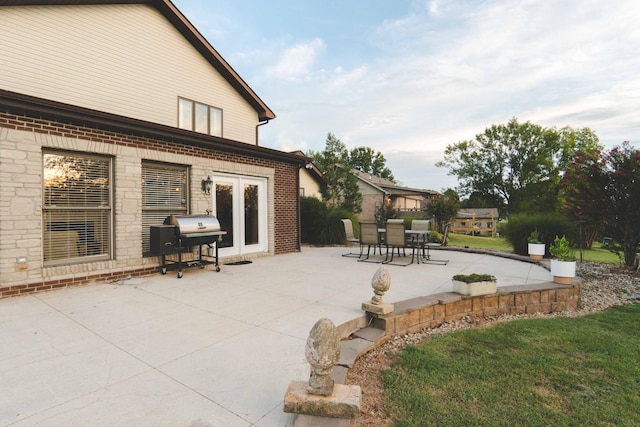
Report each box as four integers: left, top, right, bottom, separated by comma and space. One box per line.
528, 243, 545, 260
550, 259, 576, 285
452, 280, 497, 296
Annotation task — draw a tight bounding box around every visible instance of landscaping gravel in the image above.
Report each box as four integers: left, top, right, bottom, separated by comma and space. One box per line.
372, 262, 640, 350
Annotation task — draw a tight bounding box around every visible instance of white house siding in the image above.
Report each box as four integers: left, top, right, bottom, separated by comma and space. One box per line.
0, 124, 276, 290
299, 170, 321, 199
0, 4, 259, 144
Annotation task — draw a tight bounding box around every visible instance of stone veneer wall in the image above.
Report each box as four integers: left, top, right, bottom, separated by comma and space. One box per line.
369, 282, 581, 335
0, 111, 300, 297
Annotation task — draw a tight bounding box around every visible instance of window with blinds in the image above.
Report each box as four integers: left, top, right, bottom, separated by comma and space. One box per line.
142, 162, 189, 255
43, 151, 112, 265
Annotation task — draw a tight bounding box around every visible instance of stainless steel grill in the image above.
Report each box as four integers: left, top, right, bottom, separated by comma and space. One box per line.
164, 214, 222, 236
151, 214, 226, 278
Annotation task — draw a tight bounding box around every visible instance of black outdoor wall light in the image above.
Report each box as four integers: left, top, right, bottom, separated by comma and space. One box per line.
201, 175, 213, 195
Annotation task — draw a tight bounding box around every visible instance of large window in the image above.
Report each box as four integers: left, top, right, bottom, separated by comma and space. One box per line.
178, 97, 222, 137
43, 151, 112, 265
142, 162, 189, 255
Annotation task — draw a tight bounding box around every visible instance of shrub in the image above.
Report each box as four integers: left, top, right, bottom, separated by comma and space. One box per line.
452, 273, 496, 283
429, 230, 446, 244
300, 196, 327, 244
318, 208, 355, 245
528, 229, 542, 244
503, 213, 577, 256
300, 197, 358, 245
549, 235, 576, 261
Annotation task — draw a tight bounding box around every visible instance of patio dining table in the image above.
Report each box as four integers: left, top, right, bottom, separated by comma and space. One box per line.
376, 227, 431, 264
404, 229, 431, 264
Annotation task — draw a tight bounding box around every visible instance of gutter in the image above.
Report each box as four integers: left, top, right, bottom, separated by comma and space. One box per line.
0, 89, 305, 166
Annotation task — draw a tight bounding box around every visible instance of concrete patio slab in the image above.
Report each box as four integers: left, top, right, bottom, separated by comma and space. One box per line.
0, 246, 552, 426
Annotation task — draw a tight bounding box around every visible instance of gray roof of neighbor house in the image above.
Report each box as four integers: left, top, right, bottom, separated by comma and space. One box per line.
0, 0, 275, 122
352, 169, 439, 196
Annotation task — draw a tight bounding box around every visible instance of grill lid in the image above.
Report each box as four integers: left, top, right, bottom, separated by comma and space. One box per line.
164, 215, 221, 235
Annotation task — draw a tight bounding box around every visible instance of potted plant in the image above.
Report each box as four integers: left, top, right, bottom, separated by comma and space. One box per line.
549, 235, 576, 285
452, 273, 497, 296
527, 229, 546, 260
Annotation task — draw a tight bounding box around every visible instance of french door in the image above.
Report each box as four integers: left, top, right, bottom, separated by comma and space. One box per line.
211, 174, 267, 257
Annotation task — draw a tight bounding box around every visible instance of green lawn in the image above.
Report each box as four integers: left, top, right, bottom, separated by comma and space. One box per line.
382, 304, 640, 427
446, 233, 621, 264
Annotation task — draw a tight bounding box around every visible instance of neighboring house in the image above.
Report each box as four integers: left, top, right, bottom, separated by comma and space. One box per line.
0, 0, 308, 297
292, 151, 322, 199
352, 169, 439, 221
451, 208, 499, 236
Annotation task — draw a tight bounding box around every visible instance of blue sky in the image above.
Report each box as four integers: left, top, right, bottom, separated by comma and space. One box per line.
173, 0, 640, 192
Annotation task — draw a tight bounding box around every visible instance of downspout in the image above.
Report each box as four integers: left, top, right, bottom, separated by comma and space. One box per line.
297, 163, 302, 251
298, 161, 314, 251
255, 119, 269, 145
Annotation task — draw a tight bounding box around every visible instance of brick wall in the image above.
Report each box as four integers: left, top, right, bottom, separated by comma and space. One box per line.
0, 111, 300, 295
369, 283, 582, 335
274, 162, 300, 254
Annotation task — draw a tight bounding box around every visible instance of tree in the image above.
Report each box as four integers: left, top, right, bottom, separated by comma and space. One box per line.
437, 118, 599, 216
460, 191, 503, 209
562, 142, 640, 266
310, 133, 363, 213
427, 193, 460, 233
349, 146, 395, 182
561, 147, 603, 249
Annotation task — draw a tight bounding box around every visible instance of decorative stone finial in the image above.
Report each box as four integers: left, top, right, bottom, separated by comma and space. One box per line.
305, 318, 341, 396
370, 267, 391, 305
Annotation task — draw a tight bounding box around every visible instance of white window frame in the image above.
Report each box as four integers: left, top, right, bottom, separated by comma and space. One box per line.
178, 97, 223, 137
42, 150, 113, 266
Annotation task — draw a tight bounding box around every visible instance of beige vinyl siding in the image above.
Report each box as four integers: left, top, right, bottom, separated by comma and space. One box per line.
299, 170, 321, 199
0, 4, 258, 144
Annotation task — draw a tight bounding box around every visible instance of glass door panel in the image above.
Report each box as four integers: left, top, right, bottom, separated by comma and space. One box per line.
215, 182, 234, 248
244, 184, 259, 246
212, 175, 266, 256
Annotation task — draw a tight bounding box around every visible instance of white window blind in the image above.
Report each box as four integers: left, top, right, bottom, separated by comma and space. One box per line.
43, 151, 112, 264
142, 162, 189, 255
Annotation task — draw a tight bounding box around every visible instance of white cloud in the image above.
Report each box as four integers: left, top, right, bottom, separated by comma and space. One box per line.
267, 38, 325, 79
322, 66, 369, 98
428, 0, 441, 16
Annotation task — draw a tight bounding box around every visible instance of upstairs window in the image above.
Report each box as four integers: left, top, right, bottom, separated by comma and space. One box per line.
178, 97, 222, 137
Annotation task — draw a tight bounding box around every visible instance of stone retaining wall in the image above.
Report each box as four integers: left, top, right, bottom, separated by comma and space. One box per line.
368, 282, 581, 336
